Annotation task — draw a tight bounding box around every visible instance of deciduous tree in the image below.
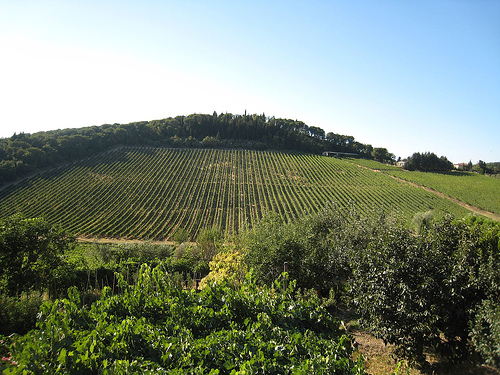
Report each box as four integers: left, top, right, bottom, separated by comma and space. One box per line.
0, 215, 75, 296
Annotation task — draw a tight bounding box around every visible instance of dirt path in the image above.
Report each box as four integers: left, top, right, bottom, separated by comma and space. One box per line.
355, 164, 500, 222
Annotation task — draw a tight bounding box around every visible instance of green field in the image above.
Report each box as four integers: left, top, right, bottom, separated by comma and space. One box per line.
0, 147, 473, 240
349, 158, 500, 215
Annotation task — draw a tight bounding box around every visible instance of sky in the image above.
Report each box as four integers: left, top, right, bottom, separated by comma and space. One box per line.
0, 1, 499, 164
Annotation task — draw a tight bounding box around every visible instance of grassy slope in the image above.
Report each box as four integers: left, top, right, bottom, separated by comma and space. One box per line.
350, 158, 500, 216
0, 147, 473, 240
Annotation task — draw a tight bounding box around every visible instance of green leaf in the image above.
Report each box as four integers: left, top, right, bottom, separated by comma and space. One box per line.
58, 348, 67, 363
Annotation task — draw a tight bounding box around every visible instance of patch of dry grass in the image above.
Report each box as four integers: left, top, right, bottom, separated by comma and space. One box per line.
335, 306, 499, 375
352, 330, 417, 374
351, 329, 500, 374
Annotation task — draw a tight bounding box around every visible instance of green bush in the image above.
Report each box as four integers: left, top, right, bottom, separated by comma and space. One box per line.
411, 210, 433, 234
0, 294, 43, 335
349, 224, 435, 365
171, 227, 189, 244
243, 205, 350, 291
349, 215, 500, 366
471, 299, 500, 369
242, 204, 399, 299
0, 215, 75, 297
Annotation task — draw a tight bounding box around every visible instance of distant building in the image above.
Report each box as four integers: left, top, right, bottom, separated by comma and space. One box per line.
322, 151, 358, 158
454, 163, 468, 170
396, 160, 406, 167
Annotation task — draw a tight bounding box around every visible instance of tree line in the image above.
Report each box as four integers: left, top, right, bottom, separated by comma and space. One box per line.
476, 161, 500, 176
403, 151, 454, 172
0, 112, 376, 186
403, 153, 500, 175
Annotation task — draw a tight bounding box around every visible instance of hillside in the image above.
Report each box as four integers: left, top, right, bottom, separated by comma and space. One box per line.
352, 158, 500, 219
0, 147, 472, 240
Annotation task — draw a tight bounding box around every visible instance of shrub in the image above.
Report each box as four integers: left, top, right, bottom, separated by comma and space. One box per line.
0, 215, 75, 297
199, 247, 247, 289
470, 299, 500, 369
0, 294, 43, 335
171, 227, 189, 244
196, 227, 224, 261
349, 224, 435, 365
411, 210, 433, 234
349, 215, 500, 366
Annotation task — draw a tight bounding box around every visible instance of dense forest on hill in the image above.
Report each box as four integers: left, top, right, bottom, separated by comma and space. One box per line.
0, 112, 375, 185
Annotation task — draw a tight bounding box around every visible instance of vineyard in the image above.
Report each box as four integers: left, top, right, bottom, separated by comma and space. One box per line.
0, 147, 472, 240
385, 170, 500, 215
350, 158, 500, 217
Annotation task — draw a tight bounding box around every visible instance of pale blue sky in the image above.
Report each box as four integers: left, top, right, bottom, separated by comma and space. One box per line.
1, 1, 498, 163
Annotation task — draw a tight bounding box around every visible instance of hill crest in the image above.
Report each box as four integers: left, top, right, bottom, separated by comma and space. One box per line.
0, 113, 380, 187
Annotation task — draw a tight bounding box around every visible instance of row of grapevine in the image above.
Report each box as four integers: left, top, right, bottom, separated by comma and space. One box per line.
351, 157, 500, 216
0, 147, 472, 240
386, 169, 500, 215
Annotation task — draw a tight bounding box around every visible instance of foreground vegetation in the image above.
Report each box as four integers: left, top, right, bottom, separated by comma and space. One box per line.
0, 147, 472, 241
3, 266, 364, 374
1, 208, 499, 373
243, 206, 500, 367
